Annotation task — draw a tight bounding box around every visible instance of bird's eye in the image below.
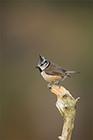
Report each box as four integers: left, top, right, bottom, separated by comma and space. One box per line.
44, 60, 47, 63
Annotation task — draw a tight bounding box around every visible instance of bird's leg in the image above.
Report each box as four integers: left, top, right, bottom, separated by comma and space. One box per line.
57, 81, 62, 88
54, 80, 62, 88
48, 81, 58, 89
54, 75, 68, 88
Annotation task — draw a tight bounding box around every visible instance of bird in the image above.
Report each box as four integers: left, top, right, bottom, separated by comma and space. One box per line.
36, 55, 79, 87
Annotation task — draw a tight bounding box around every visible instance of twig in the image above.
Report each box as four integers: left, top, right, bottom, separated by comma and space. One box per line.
50, 85, 80, 140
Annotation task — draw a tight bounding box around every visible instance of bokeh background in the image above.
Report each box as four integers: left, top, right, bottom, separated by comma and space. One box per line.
1, 1, 93, 140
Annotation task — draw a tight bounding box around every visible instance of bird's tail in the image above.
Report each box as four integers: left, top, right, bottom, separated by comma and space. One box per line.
65, 70, 80, 78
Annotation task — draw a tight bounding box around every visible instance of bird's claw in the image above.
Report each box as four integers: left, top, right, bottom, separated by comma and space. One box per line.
47, 83, 52, 89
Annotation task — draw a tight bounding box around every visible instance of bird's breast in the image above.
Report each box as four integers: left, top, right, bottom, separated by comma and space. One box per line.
41, 71, 61, 82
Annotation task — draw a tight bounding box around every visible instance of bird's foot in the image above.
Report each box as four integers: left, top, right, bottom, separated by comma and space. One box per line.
47, 83, 52, 89
47, 81, 62, 89
54, 81, 62, 88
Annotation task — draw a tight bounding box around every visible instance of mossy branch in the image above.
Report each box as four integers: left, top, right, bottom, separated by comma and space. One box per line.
49, 85, 80, 140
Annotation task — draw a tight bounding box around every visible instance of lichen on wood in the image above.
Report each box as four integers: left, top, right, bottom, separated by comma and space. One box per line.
50, 85, 80, 140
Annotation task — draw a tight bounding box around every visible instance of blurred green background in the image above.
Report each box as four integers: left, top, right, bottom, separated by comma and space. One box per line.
1, 1, 93, 140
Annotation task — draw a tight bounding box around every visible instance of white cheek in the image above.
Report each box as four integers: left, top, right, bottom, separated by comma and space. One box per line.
41, 65, 46, 70
40, 63, 49, 70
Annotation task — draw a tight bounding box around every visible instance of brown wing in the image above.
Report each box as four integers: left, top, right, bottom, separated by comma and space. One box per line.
45, 62, 66, 76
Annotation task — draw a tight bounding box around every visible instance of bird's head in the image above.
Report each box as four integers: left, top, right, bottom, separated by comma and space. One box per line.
36, 55, 50, 71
